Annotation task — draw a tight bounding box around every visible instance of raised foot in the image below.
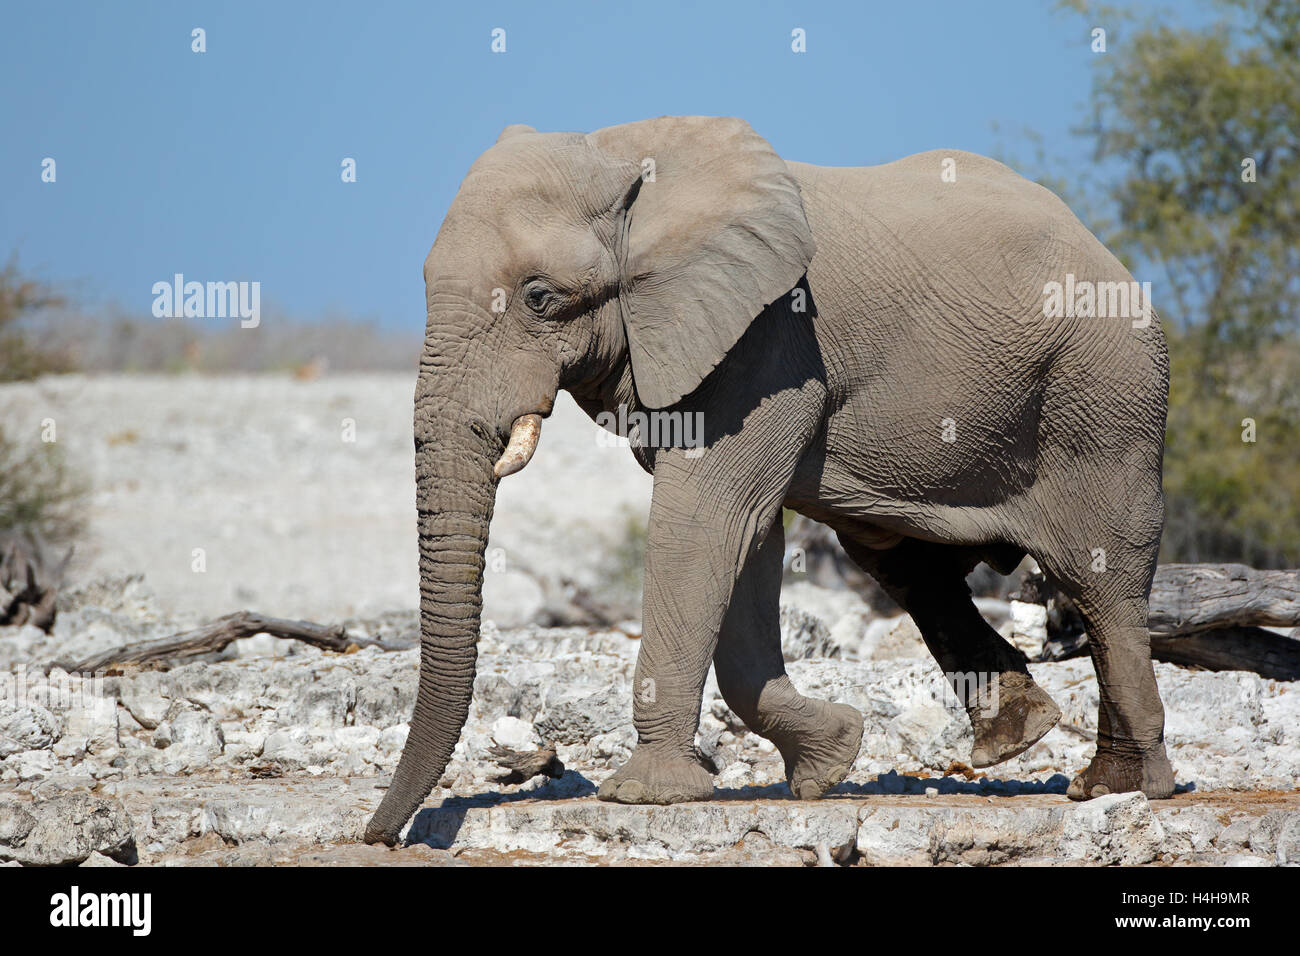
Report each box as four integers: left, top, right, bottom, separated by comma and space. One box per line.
598, 747, 715, 805
781, 701, 864, 800
968, 671, 1061, 768
1067, 745, 1175, 801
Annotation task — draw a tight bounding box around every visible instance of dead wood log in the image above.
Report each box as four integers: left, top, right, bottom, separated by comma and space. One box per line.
1150, 627, 1300, 682
1148, 564, 1300, 635
508, 556, 637, 631
1026, 565, 1300, 679
536, 580, 626, 629
62, 611, 391, 673
487, 742, 564, 784
0, 529, 71, 632
1043, 624, 1300, 678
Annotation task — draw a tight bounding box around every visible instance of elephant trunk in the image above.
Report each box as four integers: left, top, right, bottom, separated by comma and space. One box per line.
363, 409, 498, 846
363, 404, 544, 845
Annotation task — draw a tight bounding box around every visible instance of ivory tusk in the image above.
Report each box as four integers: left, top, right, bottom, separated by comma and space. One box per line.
493, 414, 542, 478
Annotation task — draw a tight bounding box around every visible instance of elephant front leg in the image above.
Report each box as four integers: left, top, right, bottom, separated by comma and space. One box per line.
598, 427, 808, 805
713, 520, 864, 799
597, 491, 762, 803
596, 607, 727, 801
596, 572, 719, 805
595, 522, 717, 806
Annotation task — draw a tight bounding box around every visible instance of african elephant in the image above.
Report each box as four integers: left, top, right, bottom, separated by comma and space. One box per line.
363, 115, 1174, 846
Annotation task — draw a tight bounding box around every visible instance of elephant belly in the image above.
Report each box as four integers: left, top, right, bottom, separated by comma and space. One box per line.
786, 366, 1049, 549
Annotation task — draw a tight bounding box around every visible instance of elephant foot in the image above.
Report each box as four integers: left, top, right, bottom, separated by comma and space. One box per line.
1067, 744, 1175, 801
598, 746, 715, 805
779, 701, 864, 800
968, 671, 1061, 768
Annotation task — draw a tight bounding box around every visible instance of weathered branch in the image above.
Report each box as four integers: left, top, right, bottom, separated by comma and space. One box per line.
1150, 627, 1300, 682
0, 530, 71, 632
1148, 564, 1300, 635
508, 555, 637, 631
1029, 565, 1300, 679
487, 743, 565, 784
61, 611, 390, 673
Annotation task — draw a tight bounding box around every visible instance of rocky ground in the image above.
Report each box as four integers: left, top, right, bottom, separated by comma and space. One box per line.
2, 571, 1298, 866
1, 375, 1298, 866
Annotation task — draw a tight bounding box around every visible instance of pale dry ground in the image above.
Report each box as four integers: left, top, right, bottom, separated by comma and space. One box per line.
0, 373, 652, 625
3, 373, 1299, 867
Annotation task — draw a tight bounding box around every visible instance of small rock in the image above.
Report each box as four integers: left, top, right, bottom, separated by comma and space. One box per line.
0, 802, 36, 849
534, 686, 628, 745
0, 794, 136, 866
80, 850, 126, 867
10, 749, 55, 780
490, 716, 538, 751
716, 762, 753, 789
117, 672, 171, 729
1060, 792, 1164, 865
589, 724, 636, 764
0, 704, 61, 758
874, 615, 929, 660
62, 694, 120, 754
1008, 600, 1048, 658
779, 605, 838, 661
1247, 810, 1300, 863
153, 699, 224, 769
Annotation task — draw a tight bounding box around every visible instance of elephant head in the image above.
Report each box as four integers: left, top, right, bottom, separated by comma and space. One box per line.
363, 116, 815, 845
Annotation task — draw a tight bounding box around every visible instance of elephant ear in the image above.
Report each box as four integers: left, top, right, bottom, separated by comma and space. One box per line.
587, 116, 816, 410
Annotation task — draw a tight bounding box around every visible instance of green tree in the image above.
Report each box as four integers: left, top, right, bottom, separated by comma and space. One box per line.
1060, 0, 1300, 566
0, 426, 85, 545
0, 256, 73, 381
0, 258, 85, 546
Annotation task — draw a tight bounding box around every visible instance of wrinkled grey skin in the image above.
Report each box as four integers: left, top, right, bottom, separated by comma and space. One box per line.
363, 116, 1173, 845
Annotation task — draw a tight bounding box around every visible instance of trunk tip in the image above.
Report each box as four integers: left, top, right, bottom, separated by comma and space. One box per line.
363, 819, 402, 847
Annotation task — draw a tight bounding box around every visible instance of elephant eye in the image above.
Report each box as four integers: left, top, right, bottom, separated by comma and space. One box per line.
522, 281, 554, 315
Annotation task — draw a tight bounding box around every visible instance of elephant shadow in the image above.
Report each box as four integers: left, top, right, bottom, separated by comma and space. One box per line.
404, 769, 598, 848
714, 772, 1076, 801
828, 771, 1195, 798
404, 768, 1156, 847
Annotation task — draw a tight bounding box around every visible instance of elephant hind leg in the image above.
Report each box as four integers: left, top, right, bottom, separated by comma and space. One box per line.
1026, 526, 1174, 801
713, 522, 863, 799
837, 535, 1060, 768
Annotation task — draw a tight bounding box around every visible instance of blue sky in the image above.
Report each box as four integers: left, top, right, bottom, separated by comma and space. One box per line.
1, 0, 1198, 329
